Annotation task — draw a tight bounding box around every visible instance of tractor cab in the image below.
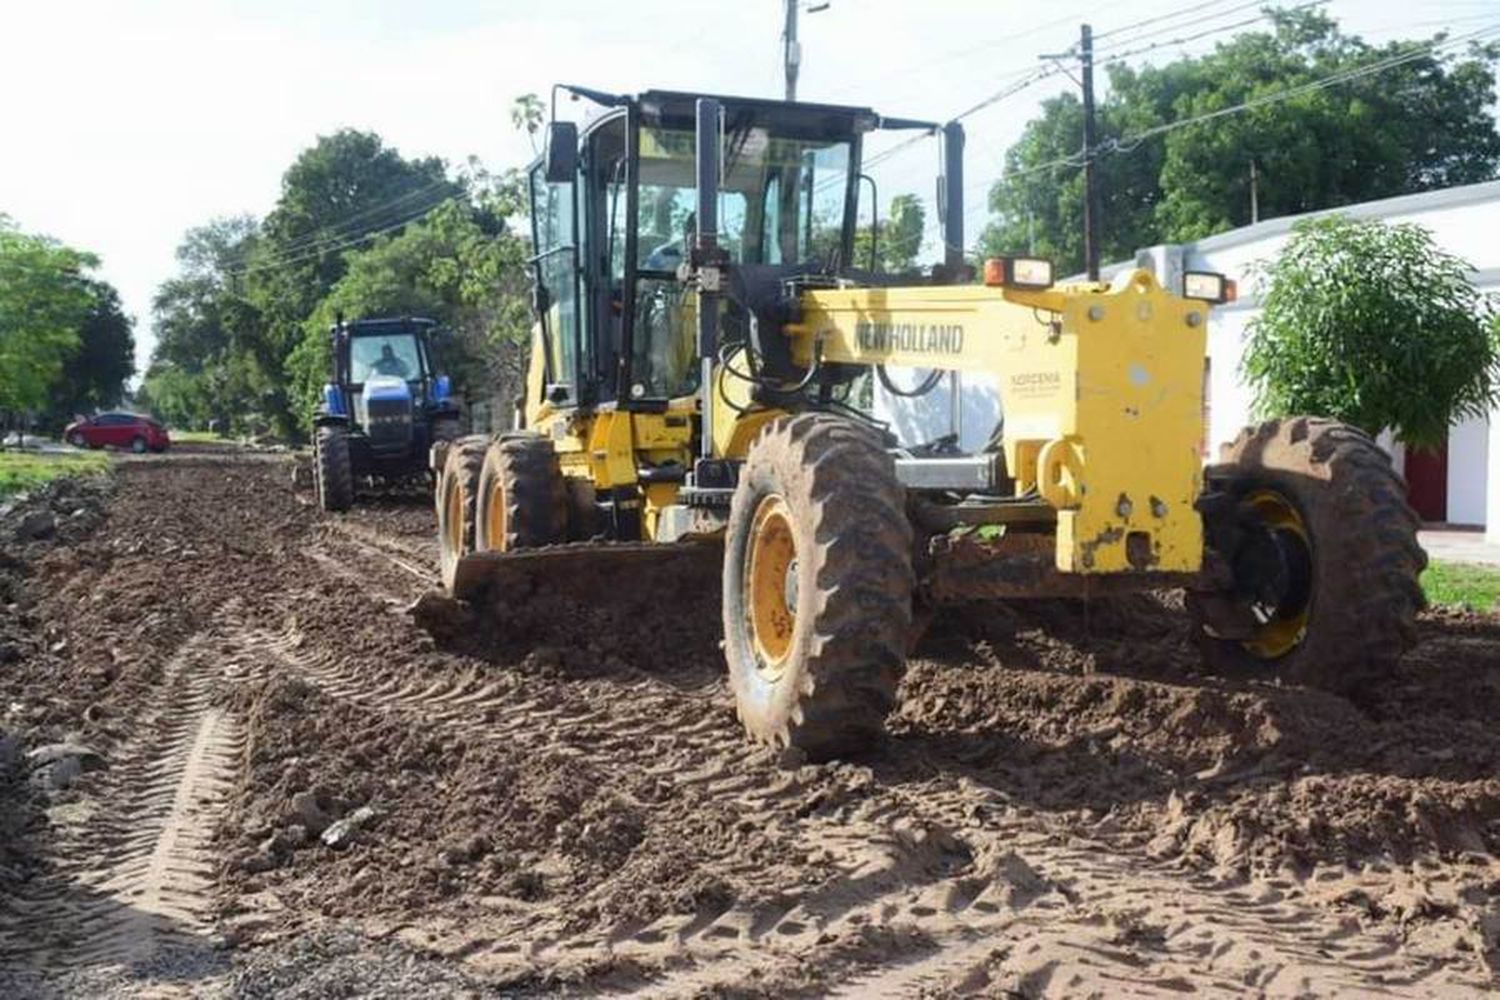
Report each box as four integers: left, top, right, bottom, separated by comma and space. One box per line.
524, 87, 961, 421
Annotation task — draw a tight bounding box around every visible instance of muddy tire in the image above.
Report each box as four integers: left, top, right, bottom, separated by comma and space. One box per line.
1191, 417, 1426, 693
436, 437, 489, 591
723, 413, 913, 759
474, 433, 567, 552
130, 435, 147, 454
68, 431, 86, 448
314, 424, 355, 513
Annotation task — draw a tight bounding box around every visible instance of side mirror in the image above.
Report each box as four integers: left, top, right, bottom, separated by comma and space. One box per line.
433, 375, 452, 402
545, 122, 578, 183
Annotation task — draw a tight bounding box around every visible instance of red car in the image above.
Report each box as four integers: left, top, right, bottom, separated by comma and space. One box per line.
64, 413, 171, 453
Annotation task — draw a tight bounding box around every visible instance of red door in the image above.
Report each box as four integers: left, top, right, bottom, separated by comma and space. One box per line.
1405, 439, 1448, 523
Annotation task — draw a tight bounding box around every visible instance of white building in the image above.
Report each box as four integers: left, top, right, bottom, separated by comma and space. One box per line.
875, 179, 1500, 540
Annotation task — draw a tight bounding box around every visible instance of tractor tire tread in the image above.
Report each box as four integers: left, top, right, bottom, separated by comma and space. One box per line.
314, 424, 355, 513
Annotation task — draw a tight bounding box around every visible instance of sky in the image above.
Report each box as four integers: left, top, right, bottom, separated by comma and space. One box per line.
2, 0, 1496, 378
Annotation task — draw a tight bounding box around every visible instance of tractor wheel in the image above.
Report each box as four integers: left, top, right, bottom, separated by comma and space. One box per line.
1191, 417, 1426, 693
723, 413, 913, 759
473, 433, 567, 552
436, 437, 488, 591
314, 424, 355, 513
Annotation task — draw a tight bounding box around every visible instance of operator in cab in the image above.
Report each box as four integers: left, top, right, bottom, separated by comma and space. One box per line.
372, 342, 412, 379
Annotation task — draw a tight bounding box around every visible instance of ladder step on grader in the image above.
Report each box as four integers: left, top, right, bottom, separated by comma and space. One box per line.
424, 87, 1425, 759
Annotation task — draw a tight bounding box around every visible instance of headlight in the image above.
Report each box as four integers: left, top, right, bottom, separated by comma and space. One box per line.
1183, 271, 1237, 304
983, 256, 1055, 290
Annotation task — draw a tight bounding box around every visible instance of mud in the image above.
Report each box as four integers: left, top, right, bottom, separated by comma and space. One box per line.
2, 452, 1499, 996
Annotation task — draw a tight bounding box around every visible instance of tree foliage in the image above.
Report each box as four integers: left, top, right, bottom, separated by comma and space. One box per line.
982, 11, 1500, 272
147, 122, 536, 438
0, 215, 133, 428
853, 193, 926, 273
285, 164, 533, 422
53, 280, 135, 419
1243, 215, 1500, 447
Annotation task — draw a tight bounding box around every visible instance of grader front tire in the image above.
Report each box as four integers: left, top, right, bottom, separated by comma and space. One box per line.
473, 434, 567, 553
1192, 417, 1426, 693
723, 414, 914, 760
437, 438, 488, 592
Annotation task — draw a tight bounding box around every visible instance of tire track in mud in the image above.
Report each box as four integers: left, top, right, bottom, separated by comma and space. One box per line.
253, 505, 1496, 997
0, 608, 246, 986
232, 599, 1485, 997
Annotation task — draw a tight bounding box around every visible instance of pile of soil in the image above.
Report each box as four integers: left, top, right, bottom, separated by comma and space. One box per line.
897, 597, 1500, 873
0, 473, 112, 895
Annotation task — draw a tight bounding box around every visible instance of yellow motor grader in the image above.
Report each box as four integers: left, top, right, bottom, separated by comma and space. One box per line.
431, 87, 1424, 758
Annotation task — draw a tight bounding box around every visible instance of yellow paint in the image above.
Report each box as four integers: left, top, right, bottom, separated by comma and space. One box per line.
519, 268, 1207, 574
796, 270, 1206, 573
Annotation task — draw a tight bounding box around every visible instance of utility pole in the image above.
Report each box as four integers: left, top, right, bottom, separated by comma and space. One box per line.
1080, 23, 1102, 281
783, 0, 799, 101
783, 2, 829, 102
1249, 159, 1260, 224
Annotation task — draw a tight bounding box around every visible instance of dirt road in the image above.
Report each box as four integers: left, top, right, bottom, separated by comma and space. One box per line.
2, 451, 1499, 997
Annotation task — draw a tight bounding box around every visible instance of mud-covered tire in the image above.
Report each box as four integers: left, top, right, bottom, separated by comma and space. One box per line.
436, 437, 489, 591
130, 436, 147, 454
68, 432, 86, 448
313, 424, 355, 513
473, 433, 567, 552
1192, 417, 1426, 692
723, 413, 914, 759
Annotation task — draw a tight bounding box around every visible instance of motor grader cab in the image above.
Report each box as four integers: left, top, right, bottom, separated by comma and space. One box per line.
312, 315, 462, 512
432, 87, 1424, 758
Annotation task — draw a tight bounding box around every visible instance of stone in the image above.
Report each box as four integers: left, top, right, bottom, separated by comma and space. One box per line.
0, 731, 21, 769
30, 756, 83, 790
321, 804, 382, 849
26, 742, 107, 771
15, 511, 55, 541
290, 790, 334, 835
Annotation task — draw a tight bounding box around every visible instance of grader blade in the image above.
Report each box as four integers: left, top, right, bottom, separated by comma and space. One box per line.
449, 541, 720, 604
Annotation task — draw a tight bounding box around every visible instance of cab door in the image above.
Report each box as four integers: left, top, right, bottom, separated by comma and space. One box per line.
529, 162, 584, 408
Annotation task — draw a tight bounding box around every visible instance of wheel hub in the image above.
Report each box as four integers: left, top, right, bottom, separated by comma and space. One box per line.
745, 494, 798, 680
1235, 490, 1313, 658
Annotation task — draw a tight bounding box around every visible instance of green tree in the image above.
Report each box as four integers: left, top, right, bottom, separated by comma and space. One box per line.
247, 130, 459, 434
286, 166, 533, 423
0, 216, 98, 424
1243, 215, 1499, 447
147, 216, 268, 431
49, 279, 135, 423
982, 11, 1500, 272
853, 193, 927, 273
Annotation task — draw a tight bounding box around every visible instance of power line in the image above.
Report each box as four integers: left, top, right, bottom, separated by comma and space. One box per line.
216, 197, 451, 278
225, 179, 456, 265
1096, 3, 1326, 68
1093, 0, 1248, 43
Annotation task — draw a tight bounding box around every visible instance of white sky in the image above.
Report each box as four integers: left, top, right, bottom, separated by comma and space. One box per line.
1, 0, 1495, 376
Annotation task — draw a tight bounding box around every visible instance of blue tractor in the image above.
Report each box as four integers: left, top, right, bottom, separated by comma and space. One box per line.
312, 315, 462, 512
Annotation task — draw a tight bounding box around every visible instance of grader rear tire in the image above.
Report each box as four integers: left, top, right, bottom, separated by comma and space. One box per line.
1192, 417, 1426, 693
437, 437, 489, 591
723, 413, 914, 759
474, 434, 567, 552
